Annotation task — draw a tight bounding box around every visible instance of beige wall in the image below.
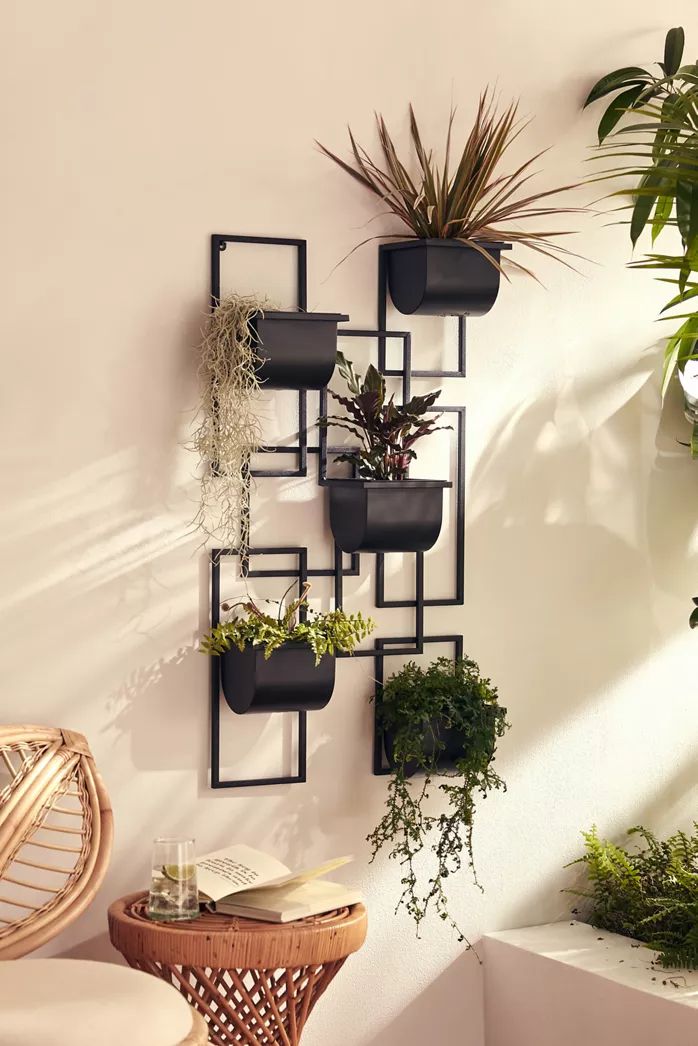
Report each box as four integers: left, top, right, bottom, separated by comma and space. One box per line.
2, 2, 697, 1043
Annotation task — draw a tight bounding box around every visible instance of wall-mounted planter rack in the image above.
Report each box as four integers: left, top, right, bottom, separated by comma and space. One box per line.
208, 232, 467, 789
252, 311, 349, 389
221, 642, 335, 715
384, 238, 511, 317
328, 479, 452, 553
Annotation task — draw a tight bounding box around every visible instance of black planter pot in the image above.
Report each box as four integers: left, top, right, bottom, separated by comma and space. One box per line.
384, 717, 466, 778
384, 239, 511, 317
251, 311, 349, 390
328, 479, 451, 554
220, 642, 336, 715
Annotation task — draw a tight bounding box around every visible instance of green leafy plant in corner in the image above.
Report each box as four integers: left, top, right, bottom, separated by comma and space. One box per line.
317, 90, 583, 280
583, 26, 698, 438
200, 581, 375, 664
318, 351, 451, 480
368, 656, 509, 945
567, 824, 698, 968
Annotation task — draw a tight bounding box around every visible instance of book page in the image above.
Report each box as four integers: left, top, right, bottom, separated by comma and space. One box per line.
264, 855, 354, 889
217, 879, 363, 920
196, 844, 291, 902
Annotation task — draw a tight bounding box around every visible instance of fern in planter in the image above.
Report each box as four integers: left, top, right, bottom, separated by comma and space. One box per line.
369, 656, 509, 943
201, 581, 375, 664
568, 824, 698, 969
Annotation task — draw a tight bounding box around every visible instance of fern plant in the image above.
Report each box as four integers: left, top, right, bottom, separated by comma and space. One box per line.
200, 581, 375, 664
568, 824, 698, 968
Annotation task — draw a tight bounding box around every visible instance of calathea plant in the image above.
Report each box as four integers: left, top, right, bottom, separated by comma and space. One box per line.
193, 293, 267, 554
583, 26, 698, 448
368, 656, 509, 944
567, 824, 698, 969
318, 352, 450, 479
200, 581, 375, 664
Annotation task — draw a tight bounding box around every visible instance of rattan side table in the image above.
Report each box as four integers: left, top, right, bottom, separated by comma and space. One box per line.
108, 893, 368, 1045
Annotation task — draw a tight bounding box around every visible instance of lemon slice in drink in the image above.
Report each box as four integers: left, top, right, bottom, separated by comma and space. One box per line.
161, 864, 196, 882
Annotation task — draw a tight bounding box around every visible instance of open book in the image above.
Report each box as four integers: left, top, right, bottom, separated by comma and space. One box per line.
196, 845, 362, 923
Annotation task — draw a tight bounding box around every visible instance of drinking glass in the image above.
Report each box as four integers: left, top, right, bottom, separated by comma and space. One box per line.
147, 837, 199, 922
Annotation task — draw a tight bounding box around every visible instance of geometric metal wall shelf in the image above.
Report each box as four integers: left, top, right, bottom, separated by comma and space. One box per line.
207, 233, 468, 788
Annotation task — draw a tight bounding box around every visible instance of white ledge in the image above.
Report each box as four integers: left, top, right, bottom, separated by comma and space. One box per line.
483, 921, 698, 1046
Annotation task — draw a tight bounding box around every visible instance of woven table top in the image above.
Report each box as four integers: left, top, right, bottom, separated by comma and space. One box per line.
108, 893, 368, 970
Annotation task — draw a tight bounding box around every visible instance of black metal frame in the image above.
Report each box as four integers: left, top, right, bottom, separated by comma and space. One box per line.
372, 634, 465, 775
208, 234, 467, 788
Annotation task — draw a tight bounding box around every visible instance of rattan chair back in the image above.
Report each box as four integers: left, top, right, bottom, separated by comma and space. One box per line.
0, 725, 113, 959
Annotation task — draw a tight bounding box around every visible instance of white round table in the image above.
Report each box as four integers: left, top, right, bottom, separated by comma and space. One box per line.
0, 958, 207, 1045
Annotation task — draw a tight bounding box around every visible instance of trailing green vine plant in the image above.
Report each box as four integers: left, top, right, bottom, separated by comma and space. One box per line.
583, 25, 698, 450
368, 656, 509, 945
318, 352, 451, 479
200, 581, 375, 664
567, 824, 698, 968
192, 293, 268, 555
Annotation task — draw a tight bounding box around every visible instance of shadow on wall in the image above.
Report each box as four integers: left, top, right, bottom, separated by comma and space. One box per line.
369, 953, 484, 1046
498, 742, 698, 933
462, 344, 697, 756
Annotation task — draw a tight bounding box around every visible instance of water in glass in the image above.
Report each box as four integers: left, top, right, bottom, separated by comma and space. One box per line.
148, 837, 199, 922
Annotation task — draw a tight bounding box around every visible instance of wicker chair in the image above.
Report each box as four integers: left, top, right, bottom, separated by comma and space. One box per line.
0, 725, 113, 960
0, 725, 208, 1045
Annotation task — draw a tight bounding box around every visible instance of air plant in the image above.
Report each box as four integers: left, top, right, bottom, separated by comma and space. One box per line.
317, 90, 583, 280
318, 351, 450, 480
192, 293, 266, 555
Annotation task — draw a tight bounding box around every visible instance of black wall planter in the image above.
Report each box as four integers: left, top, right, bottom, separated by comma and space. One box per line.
329, 479, 451, 554
252, 311, 349, 390
220, 642, 336, 715
385, 239, 511, 317
384, 718, 466, 778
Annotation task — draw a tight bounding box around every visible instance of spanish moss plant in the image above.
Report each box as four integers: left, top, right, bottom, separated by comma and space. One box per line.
568, 824, 698, 969
200, 581, 375, 665
368, 656, 509, 945
192, 293, 267, 555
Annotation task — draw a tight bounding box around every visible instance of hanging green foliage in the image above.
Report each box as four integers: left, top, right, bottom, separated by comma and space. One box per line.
368, 656, 509, 944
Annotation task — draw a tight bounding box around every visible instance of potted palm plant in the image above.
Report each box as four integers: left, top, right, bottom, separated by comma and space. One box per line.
317, 91, 581, 317
201, 582, 374, 714
194, 293, 349, 554
583, 25, 698, 451
370, 655, 509, 941
319, 352, 452, 553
